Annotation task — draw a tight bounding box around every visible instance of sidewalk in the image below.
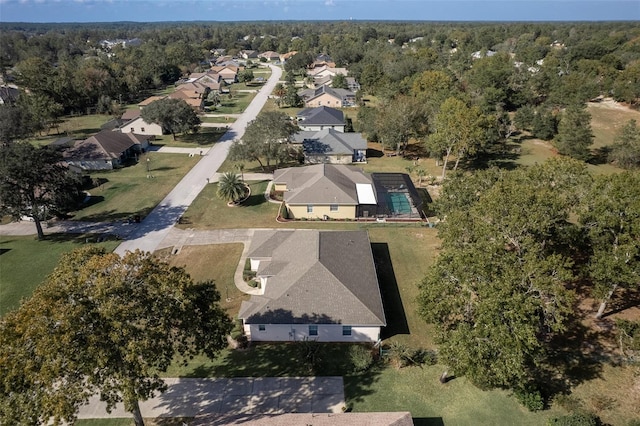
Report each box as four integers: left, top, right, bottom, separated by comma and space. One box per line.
77, 376, 345, 419
0, 219, 135, 238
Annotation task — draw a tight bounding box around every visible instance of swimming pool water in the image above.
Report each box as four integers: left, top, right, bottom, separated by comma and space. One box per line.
386, 192, 412, 214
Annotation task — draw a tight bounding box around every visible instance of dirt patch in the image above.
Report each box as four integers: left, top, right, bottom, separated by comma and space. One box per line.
576, 291, 640, 355
589, 97, 635, 112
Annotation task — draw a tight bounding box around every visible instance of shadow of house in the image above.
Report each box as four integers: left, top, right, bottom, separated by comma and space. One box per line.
372, 243, 410, 338
191, 412, 414, 425
239, 230, 386, 343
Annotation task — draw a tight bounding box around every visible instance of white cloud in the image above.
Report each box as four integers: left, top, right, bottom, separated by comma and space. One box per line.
325, 0, 335, 5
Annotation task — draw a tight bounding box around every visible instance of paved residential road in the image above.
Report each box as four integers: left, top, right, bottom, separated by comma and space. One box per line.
114, 64, 282, 256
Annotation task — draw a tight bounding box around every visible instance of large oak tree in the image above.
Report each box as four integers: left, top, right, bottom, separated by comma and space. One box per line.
0, 142, 81, 239
420, 160, 589, 389
228, 111, 298, 171
579, 172, 640, 319
141, 98, 201, 141
0, 247, 233, 426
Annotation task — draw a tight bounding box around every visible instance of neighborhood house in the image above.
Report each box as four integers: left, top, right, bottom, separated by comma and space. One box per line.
239, 229, 386, 343
274, 164, 424, 220
64, 130, 151, 171
296, 106, 346, 132
293, 128, 367, 164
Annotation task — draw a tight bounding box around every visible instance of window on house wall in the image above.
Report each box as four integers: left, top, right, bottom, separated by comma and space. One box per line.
307, 205, 313, 213
342, 326, 352, 336
141, 127, 145, 132
130, 128, 135, 132
258, 324, 266, 331
330, 204, 338, 212
309, 325, 318, 336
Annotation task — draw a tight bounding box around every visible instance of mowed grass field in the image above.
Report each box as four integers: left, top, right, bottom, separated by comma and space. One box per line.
517, 99, 640, 175
0, 235, 119, 316
71, 153, 200, 222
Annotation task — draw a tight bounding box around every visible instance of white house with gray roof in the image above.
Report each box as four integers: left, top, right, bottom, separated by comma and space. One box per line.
296, 106, 345, 132
292, 128, 367, 164
238, 230, 386, 343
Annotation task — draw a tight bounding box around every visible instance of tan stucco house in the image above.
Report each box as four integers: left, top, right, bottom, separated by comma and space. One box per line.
119, 110, 163, 136
299, 86, 356, 108
273, 164, 377, 220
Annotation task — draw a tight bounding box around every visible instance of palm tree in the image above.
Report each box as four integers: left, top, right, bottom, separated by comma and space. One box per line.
217, 172, 247, 204
273, 83, 286, 108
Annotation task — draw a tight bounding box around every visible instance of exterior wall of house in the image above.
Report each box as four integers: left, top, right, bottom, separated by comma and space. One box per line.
121, 119, 163, 136
299, 124, 345, 132
305, 154, 352, 165
287, 204, 356, 220
244, 323, 381, 343
306, 93, 343, 108
67, 159, 114, 171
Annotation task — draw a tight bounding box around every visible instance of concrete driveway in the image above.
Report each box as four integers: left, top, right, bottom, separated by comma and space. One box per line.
77, 376, 344, 419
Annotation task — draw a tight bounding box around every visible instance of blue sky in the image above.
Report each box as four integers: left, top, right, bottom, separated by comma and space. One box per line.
1, 0, 638, 23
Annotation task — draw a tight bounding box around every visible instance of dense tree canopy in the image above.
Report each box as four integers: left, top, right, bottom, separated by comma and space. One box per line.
228, 111, 298, 171
0, 142, 81, 239
0, 247, 233, 426
608, 119, 640, 169
579, 172, 640, 319
421, 159, 593, 390
2, 21, 639, 130
141, 98, 201, 140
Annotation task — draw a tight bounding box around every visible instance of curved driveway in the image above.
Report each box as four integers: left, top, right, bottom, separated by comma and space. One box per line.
114, 65, 282, 256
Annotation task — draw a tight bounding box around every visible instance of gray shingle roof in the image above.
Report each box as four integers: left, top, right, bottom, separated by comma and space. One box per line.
239, 230, 386, 326
66, 130, 148, 161
293, 129, 367, 156
273, 164, 372, 205
296, 106, 344, 126
298, 85, 355, 102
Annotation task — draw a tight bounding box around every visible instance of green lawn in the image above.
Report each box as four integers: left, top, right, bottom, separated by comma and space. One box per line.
157, 345, 565, 425
345, 364, 561, 426
261, 98, 301, 116
71, 153, 200, 222
211, 91, 256, 114
156, 244, 249, 317
29, 113, 115, 146
0, 235, 119, 316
